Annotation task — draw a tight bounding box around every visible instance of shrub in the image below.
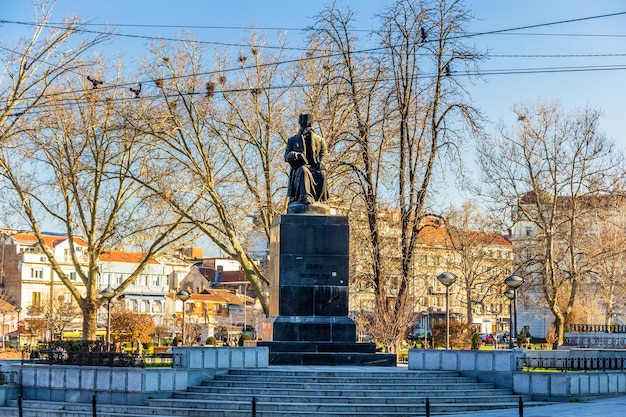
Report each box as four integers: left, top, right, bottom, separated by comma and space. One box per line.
238, 334, 252, 346
471, 331, 481, 350
431, 322, 473, 349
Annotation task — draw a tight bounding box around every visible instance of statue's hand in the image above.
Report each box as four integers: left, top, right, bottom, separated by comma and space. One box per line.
287, 151, 304, 166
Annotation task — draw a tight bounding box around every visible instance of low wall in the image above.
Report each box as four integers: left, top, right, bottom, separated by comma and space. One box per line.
4, 346, 268, 405
408, 349, 523, 388
408, 348, 626, 401
514, 371, 626, 401
565, 332, 626, 348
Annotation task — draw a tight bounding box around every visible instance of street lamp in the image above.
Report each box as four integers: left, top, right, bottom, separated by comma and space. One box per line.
14, 307, 22, 350
0, 310, 6, 350
421, 310, 429, 348
101, 287, 115, 351
504, 275, 524, 349
437, 272, 457, 350
176, 290, 191, 346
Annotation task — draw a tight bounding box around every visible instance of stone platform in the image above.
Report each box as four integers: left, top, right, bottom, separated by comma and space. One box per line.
260, 214, 395, 366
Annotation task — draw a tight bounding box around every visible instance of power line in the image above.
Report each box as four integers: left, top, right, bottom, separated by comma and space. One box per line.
4, 10, 626, 51
4, 10, 626, 110
9, 62, 626, 117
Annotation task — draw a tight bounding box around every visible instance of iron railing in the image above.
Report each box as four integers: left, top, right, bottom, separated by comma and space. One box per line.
519, 356, 626, 371
29, 341, 177, 367
569, 324, 626, 333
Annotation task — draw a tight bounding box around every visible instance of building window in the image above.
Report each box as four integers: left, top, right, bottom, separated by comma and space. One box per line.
525, 226, 532, 237
31, 268, 43, 279
152, 276, 161, 286
68, 272, 77, 281
32, 292, 41, 307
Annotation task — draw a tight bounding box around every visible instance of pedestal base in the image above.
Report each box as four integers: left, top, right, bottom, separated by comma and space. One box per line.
263, 214, 396, 367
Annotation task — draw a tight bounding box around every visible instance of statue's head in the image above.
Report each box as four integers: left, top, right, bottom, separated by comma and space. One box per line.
298, 113, 314, 128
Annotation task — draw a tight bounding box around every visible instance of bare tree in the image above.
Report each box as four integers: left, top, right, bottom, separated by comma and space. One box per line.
137, 34, 294, 314
581, 199, 626, 327
305, 4, 395, 346
443, 202, 512, 324
477, 100, 625, 346
0, 1, 108, 151
40, 290, 82, 338
303, 0, 483, 350
3, 58, 197, 340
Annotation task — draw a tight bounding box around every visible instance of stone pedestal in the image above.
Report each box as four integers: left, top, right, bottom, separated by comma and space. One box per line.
259, 214, 395, 366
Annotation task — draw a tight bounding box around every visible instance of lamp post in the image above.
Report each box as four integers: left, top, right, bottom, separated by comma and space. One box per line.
14, 306, 21, 350
176, 290, 191, 346
504, 275, 524, 348
101, 287, 115, 351
437, 272, 457, 350
504, 290, 515, 348
421, 310, 429, 348
0, 310, 6, 350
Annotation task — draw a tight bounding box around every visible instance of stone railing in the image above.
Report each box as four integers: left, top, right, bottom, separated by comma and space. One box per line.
409, 348, 626, 401
1, 346, 268, 406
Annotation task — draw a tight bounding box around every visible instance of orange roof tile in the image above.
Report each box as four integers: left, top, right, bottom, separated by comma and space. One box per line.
99, 251, 159, 264
416, 220, 510, 248
11, 232, 88, 248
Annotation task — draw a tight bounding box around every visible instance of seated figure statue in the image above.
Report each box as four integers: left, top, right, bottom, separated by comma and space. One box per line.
285, 114, 329, 214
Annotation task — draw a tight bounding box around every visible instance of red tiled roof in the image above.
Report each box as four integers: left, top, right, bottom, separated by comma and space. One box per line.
99, 251, 159, 264
417, 221, 510, 248
11, 232, 88, 248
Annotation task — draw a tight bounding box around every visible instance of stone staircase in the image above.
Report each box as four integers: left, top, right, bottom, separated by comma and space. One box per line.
0, 366, 546, 416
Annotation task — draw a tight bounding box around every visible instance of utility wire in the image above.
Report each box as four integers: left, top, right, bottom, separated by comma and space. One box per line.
3, 11, 626, 50
4, 11, 626, 110
9, 63, 626, 117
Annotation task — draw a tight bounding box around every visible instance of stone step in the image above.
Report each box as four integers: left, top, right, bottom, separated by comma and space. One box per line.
0, 366, 545, 417
213, 373, 479, 384
227, 368, 458, 378
179, 388, 513, 401
169, 391, 524, 404
198, 379, 497, 391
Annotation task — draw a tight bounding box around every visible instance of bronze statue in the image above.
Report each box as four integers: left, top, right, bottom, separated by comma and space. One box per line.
285, 114, 329, 214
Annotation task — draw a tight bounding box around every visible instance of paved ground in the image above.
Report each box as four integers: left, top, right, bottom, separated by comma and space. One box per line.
454, 395, 626, 417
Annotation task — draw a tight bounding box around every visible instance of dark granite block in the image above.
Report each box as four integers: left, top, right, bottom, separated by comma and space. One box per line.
278, 286, 314, 316
264, 215, 393, 366
277, 254, 349, 286
314, 286, 348, 316
273, 215, 349, 256
330, 321, 356, 341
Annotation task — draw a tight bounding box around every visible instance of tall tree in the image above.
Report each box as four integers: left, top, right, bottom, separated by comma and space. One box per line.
305, 5, 393, 345
138, 34, 293, 314
5, 59, 196, 340
375, 0, 482, 348
443, 202, 512, 324
477, 100, 625, 346
305, 0, 483, 350
0, 1, 108, 152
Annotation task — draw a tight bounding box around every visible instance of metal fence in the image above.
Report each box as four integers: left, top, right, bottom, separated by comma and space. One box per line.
519, 356, 626, 371
570, 324, 626, 333
30, 349, 176, 367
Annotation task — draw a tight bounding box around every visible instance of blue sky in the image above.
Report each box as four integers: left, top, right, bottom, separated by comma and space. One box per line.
2, 0, 626, 214
2, 0, 625, 141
